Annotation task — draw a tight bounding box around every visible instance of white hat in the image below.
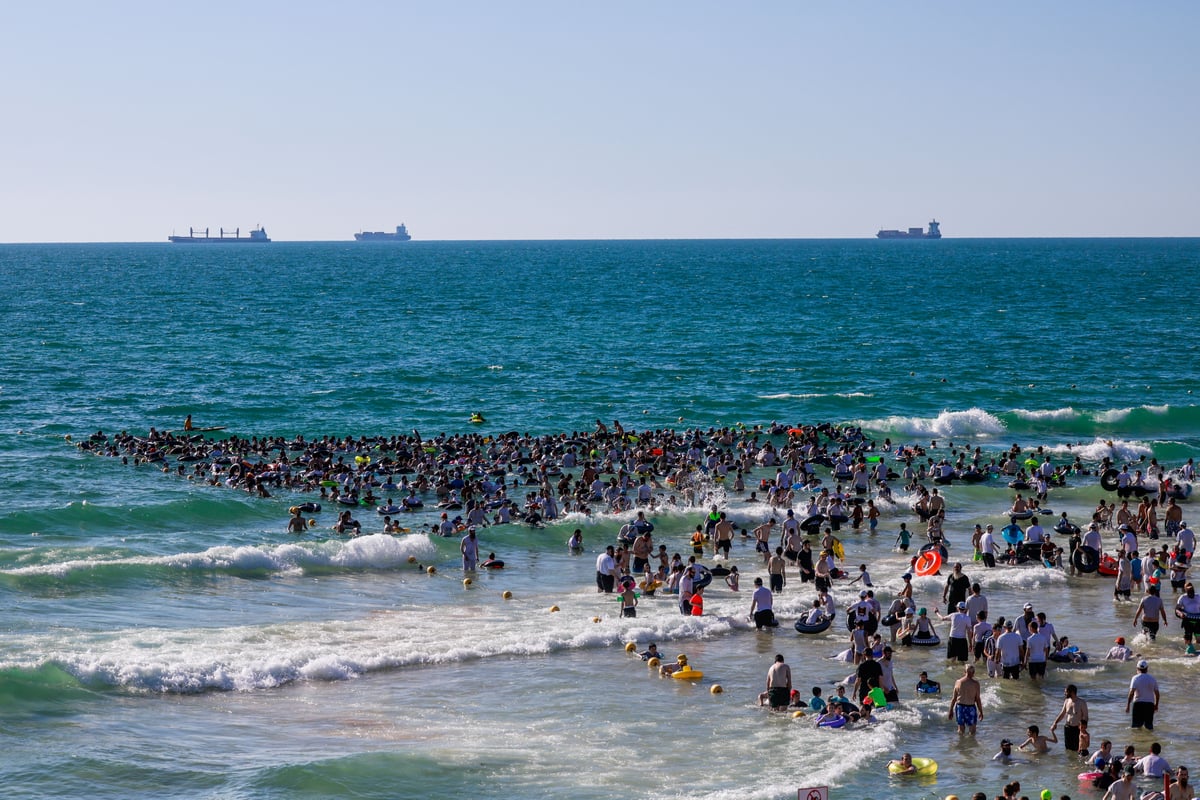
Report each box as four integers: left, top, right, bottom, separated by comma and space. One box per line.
1137, 659, 1149, 670
1023, 603, 1033, 610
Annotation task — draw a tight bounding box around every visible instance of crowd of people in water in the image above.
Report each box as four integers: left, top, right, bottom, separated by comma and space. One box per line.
74, 417, 1200, 799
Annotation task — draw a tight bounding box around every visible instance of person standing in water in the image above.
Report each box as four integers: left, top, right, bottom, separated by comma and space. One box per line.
948, 663, 983, 736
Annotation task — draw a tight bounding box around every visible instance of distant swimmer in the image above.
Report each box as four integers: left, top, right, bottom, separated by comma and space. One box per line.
183, 414, 193, 431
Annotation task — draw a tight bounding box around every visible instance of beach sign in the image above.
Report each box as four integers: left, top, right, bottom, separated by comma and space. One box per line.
798, 787, 828, 800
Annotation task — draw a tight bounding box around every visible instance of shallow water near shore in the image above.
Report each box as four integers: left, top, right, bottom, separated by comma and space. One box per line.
1, 238, 1199, 799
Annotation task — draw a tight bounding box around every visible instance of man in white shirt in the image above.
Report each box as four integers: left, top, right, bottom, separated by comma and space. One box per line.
1106, 636, 1134, 661
1135, 742, 1170, 778
997, 620, 1024, 679
1024, 620, 1052, 682
750, 577, 775, 630
1126, 659, 1160, 730
595, 545, 617, 593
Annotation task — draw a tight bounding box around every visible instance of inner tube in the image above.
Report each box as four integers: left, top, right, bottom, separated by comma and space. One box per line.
911, 632, 941, 647
1072, 545, 1100, 574
959, 472, 986, 483
1009, 510, 1034, 520
889, 757, 938, 776
377, 505, 402, 515
800, 514, 824, 534
708, 565, 732, 576
1054, 521, 1081, 535
817, 716, 846, 728
1098, 555, 1119, 576
297, 502, 321, 513
881, 614, 898, 627
933, 475, 954, 485
1099, 468, 1120, 491
1078, 771, 1104, 782
1001, 525, 1025, 545
481, 559, 504, 569
794, 616, 833, 634
691, 566, 713, 591
1008, 480, 1030, 490
671, 666, 703, 680
914, 550, 942, 576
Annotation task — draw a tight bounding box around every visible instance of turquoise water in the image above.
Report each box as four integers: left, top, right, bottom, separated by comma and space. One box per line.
1, 238, 1199, 799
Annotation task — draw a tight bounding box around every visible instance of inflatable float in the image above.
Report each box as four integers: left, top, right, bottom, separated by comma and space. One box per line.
795, 615, 833, 635
911, 632, 941, 647
671, 666, 704, 680
914, 550, 943, 577
889, 757, 938, 776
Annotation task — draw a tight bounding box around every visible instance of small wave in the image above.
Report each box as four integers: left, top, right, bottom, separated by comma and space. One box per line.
858, 408, 1007, 440
487, 365, 503, 371
757, 392, 873, 400
1044, 437, 1154, 462
0, 534, 440, 583
1095, 404, 1171, 423
1010, 407, 1080, 422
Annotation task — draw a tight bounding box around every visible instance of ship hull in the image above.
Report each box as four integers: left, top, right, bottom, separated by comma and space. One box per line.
354, 234, 411, 242
167, 237, 271, 243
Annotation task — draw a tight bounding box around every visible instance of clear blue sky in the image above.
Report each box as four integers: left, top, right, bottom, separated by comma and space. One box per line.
2, 1, 1197, 241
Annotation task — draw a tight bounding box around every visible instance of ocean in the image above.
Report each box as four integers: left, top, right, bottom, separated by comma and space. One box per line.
1, 237, 1198, 800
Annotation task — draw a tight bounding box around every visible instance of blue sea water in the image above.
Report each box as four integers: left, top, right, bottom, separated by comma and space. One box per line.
1, 237, 1199, 800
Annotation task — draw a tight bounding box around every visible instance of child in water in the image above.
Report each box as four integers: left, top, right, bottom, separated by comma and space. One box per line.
725, 565, 740, 591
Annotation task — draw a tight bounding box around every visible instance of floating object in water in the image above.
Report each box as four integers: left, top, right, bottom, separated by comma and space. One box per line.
502, 590, 513, 599
625, 642, 637, 653
710, 684, 723, 694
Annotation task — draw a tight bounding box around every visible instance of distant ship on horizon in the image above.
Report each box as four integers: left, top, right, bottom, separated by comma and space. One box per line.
354, 224, 412, 242
168, 226, 270, 243
877, 220, 941, 239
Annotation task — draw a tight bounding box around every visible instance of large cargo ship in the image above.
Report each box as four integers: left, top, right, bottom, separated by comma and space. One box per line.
354, 224, 411, 242
876, 220, 941, 239
168, 226, 270, 243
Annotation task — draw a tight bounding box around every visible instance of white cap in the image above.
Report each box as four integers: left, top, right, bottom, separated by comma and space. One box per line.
1137, 659, 1149, 670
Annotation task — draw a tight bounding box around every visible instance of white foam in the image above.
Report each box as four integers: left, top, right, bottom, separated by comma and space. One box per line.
1044, 437, 1153, 462
1011, 407, 1079, 421
756, 392, 873, 400
1, 533, 439, 579
1095, 404, 1171, 423
857, 408, 1007, 440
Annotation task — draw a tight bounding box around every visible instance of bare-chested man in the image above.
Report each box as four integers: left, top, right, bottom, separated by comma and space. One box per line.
948, 663, 983, 735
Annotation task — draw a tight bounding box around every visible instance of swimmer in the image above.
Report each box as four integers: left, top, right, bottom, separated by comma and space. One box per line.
286, 507, 307, 534
886, 753, 916, 775
947, 664, 983, 736
1017, 724, 1057, 753
660, 653, 689, 677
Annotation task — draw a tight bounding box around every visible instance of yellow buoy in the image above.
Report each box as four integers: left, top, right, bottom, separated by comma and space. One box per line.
647, 657, 660, 668
549, 605, 560, 612
502, 590, 512, 599
710, 684, 723, 694
307, 519, 316, 528
592, 617, 601, 623
463, 578, 472, 587
792, 710, 805, 718
407, 555, 417, 564
625, 642, 637, 653
426, 566, 437, 575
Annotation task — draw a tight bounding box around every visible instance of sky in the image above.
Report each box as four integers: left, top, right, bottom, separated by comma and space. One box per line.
2, 1, 1197, 241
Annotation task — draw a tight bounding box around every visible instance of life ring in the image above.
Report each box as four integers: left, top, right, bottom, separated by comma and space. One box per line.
1009, 510, 1034, 520
296, 502, 321, 513
1072, 545, 1100, 574
914, 550, 942, 576
481, 559, 505, 569
618, 576, 637, 591
889, 757, 938, 776
709, 565, 731, 577
960, 472, 986, 483
672, 666, 703, 680
228, 463, 243, 479
794, 616, 833, 634
1009, 480, 1030, 491
911, 632, 941, 647
1097, 555, 1119, 576
1078, 771, 1104, 782
1001, 524, 1025, 545
377, 505, 402, 515
817, 716, 846, 728
1099, 468, 1120, 491
691, 566, 713, 591
1054, 521, 1080, 535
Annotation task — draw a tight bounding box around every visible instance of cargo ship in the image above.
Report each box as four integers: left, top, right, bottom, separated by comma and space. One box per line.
354, 224, 411, 242
876, 220, 941, 239
168, 226, 270, 243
